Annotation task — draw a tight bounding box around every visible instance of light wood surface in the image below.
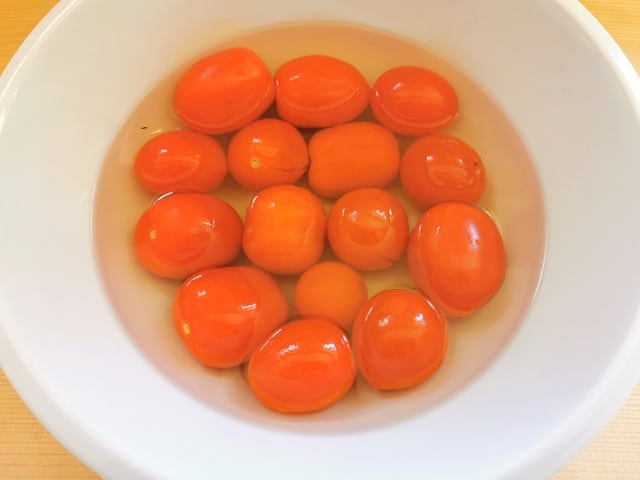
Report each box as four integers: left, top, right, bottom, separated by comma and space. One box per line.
1, 0, 639, 478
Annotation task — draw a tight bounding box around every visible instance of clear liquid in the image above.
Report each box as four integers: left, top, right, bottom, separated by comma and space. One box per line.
93, 23, 546, 432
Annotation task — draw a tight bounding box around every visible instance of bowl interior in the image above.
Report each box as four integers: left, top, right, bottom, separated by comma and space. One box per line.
93, 22, 546, 431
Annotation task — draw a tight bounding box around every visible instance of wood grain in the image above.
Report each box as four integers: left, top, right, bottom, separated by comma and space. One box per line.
0, 0, 639, 478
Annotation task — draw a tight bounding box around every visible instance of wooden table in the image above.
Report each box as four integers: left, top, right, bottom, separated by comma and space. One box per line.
1, 1, 639, 478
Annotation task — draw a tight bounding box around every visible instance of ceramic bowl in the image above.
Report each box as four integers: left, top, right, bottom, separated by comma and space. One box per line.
1, 0, 640, 478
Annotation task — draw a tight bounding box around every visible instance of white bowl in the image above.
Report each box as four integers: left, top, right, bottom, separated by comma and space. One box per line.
1, 0, 640, 478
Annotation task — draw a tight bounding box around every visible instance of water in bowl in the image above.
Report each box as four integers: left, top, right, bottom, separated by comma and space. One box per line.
93, 23, 546, 432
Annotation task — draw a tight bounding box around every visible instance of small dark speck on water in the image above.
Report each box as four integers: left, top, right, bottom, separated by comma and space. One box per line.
141, 126, 148, 130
